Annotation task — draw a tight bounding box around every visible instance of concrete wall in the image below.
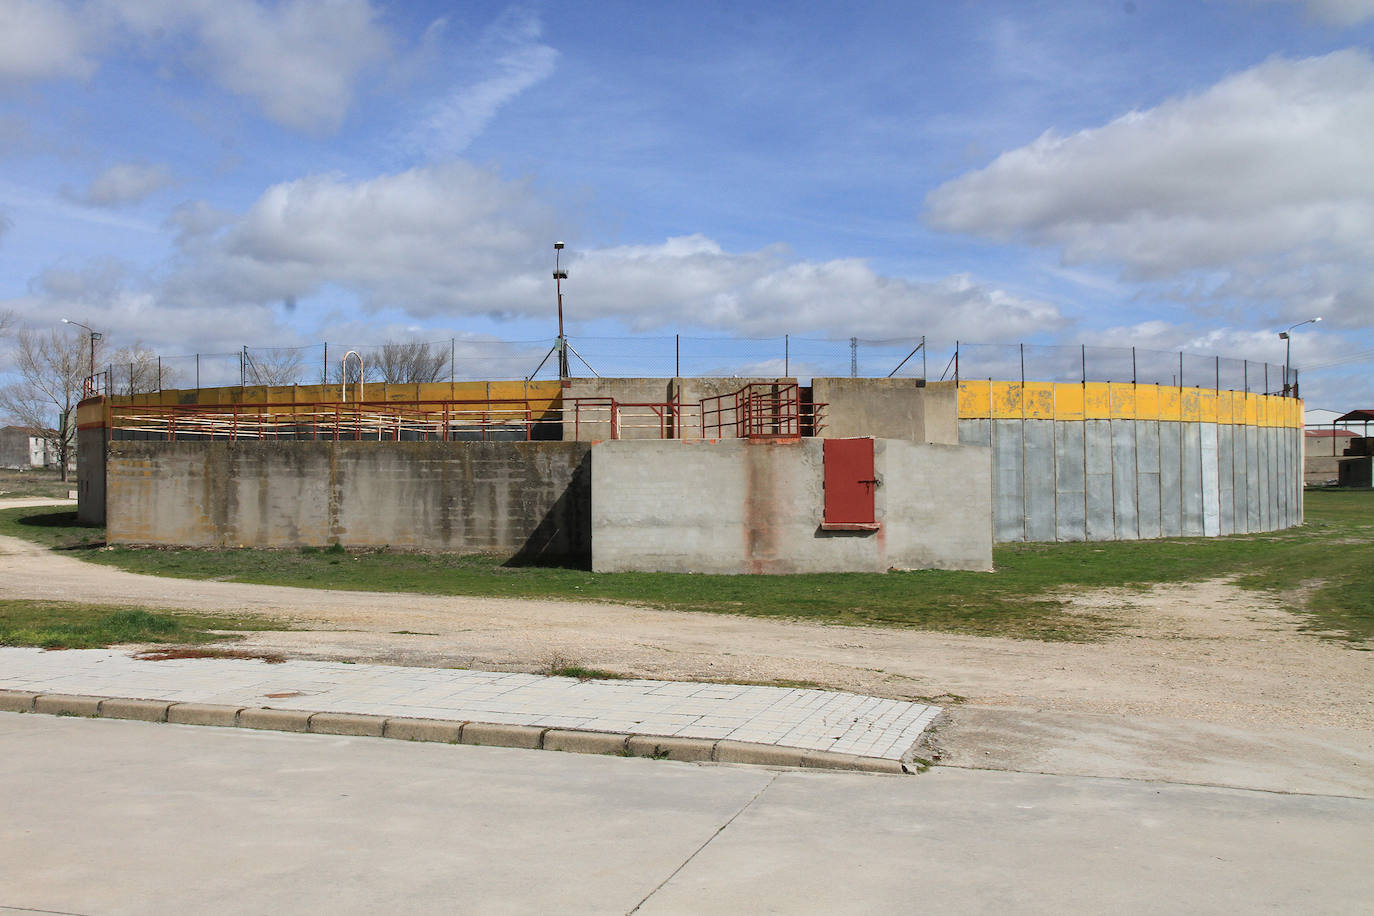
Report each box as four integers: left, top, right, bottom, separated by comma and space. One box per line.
810, 379, 958, 444
0, 428, 30, 469
77, 427, 107, 525
591, 438, 992, 574
958, 418, 1303, 541
107, 440, 591, 563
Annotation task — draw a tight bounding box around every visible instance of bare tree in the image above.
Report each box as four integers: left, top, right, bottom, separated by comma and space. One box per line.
377, 340, 450, 383
245, 348, 305, 386
0, 328, 85, 481
107, 342, 180, 395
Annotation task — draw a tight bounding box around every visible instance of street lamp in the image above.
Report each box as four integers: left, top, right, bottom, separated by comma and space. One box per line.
61, 318, 102, 397
1278, 316, 1320, 398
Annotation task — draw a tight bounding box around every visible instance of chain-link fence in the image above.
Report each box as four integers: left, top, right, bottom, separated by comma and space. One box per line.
95, 336, 1298, 397
952, 342, 1294, 396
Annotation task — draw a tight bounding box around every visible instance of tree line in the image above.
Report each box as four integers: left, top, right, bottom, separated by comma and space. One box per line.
0, 319, 456, 483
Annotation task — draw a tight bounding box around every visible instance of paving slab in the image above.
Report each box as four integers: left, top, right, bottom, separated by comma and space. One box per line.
0, 647, 940, 767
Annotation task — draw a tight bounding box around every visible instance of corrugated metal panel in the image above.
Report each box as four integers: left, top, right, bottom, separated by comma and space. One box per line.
1217, 424, 1235, 536
1054, 421, 1086, 542
1136, 421, 1162, 540
1159, 422, 1183, 537
1245, 425, 1260, 534
958, 418, 990, 447
1111, 420, 1139, 540
1181, 422, 1204, 536
1084, 419, 1114, 541
1200, 423, 1220, 537
1023, 420, 1056, 541
992, 420, 1025, 542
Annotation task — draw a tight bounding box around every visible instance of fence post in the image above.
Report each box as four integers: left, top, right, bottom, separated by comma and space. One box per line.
922, 336, 927, 380
1179, 352, 1184, 389
1131, 347, 1136, 385
322, 342, 328, 386
1243, 360, 1248, 394
1215, 356, 1220, 392
157, 357, 162, 393
1019, 343, 1025, 386
784, 334, 789, 377
195, 354, 200, 392
850, 337, 858, 378
1081, 345, 1086, 384
675, 334, 680, 377
129, 362, 134, 396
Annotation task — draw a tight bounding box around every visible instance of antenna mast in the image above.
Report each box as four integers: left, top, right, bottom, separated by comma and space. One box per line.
554, 241, 569, 379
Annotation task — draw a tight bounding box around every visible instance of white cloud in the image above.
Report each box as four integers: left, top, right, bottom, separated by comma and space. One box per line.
181, 0, 391, 133
3, 1, 393, 132
1242, 0, 1374, 25
411, 9, 557, 157
925, 50, 1374, 329
70, 162, 174, 207
165, 162, 560, 314
4, 259, 297, 362
0, 0, 97, 82
160, 163, 1060, 342
569, 236, 1063, 340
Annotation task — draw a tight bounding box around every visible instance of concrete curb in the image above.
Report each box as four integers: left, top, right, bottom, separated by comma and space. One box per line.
0, 689, 913, 775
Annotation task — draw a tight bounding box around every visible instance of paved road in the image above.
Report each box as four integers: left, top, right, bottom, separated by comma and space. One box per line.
1, 714, 1369, 915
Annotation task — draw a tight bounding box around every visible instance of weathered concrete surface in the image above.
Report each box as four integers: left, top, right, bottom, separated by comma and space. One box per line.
106, 440, 592, 562
591, 438, 992, 573
959, 418, 1303, 543
2, 715, 1370, 915
810, 378, 958, 443
76, 425, 106, 525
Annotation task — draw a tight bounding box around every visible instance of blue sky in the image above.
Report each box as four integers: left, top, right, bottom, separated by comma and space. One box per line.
1, 0, 1372, 405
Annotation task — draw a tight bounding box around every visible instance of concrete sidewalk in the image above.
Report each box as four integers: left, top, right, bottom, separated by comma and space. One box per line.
0, 647, 939, 771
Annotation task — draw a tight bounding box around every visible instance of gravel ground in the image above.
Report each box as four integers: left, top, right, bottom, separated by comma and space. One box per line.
3, 497, 1370, 794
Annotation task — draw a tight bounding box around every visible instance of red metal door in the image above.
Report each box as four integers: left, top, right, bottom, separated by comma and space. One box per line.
822, 438, 880, 530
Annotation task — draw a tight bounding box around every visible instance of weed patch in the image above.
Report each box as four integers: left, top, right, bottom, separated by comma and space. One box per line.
0, 600, 291, 650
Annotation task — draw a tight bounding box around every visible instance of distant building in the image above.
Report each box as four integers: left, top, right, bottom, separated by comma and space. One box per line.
0, 426, 63, 470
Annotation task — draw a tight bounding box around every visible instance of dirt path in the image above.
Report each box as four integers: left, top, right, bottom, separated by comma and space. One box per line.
3, 498, 1370, 794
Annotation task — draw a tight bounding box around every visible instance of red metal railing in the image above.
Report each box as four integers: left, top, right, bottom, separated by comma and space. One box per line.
700, 383, 824, 439
110, 398, 553, 442
106, 385, 826, 442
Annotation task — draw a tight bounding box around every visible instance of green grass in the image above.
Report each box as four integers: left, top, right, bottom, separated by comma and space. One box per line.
1, 490, 1370, 644
0, 601, 291, 650
0, 469, 74, 500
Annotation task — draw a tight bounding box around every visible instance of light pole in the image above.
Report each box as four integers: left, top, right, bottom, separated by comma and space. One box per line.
61, 318, 102, 397
1278, 316, 1320, 397
553, 241, 569, 379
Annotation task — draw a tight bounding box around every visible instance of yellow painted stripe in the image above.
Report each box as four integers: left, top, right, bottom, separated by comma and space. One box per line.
956, 381, 1302, 427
